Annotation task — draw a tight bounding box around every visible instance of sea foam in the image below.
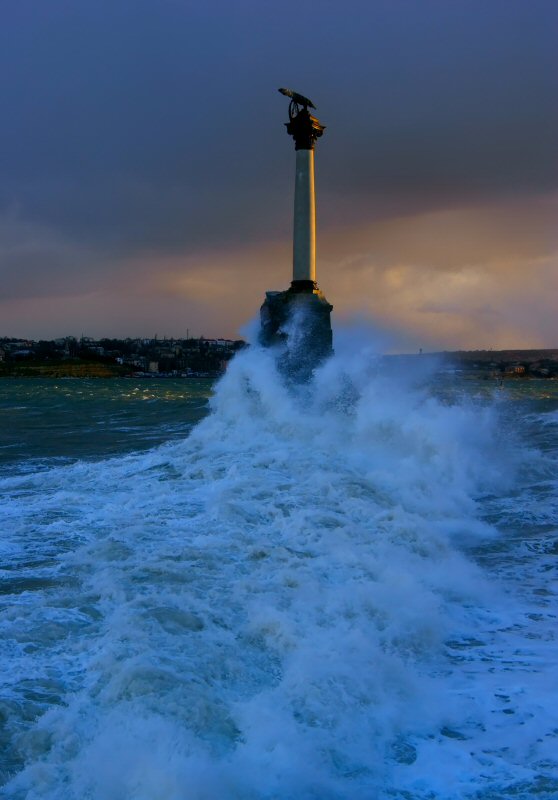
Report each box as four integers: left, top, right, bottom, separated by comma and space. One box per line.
1, 334, 557, 799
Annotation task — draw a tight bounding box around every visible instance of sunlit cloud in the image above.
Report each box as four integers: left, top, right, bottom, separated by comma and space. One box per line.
1, 188, 556, 349
316, 192, 558, 349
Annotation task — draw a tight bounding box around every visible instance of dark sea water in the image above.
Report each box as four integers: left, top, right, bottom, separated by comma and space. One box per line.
1, 348, 557, 799
0, 378, 214, 475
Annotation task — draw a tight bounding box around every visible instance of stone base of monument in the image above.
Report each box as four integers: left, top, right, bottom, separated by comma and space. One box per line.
259, 280, 333, 382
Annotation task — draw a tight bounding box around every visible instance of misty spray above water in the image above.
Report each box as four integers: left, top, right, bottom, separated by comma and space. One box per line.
1, 327, 557, 799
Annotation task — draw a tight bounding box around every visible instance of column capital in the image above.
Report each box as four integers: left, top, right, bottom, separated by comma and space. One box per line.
286, 108, 326, 150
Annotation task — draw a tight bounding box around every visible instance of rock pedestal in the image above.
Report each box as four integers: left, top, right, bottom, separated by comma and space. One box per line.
260, 282, 333, 382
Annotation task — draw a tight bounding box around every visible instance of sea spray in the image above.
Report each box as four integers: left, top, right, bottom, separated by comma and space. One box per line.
1, 337, 557, 799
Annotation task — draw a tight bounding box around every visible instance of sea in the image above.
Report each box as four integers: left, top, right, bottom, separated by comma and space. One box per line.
1, 336, 557, 800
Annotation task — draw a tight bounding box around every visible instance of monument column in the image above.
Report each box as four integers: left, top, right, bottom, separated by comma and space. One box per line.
293, 149, 315, 283
259, 89, 332, 381
287, 107, 325, 290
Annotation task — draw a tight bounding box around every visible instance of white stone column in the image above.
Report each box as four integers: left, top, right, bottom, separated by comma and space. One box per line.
292, 149, 316, 283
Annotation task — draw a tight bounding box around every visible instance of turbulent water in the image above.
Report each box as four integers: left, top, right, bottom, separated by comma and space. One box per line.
1, 340, 557, 799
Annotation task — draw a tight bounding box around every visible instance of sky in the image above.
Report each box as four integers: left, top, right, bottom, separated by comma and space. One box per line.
1, 0, 557, 350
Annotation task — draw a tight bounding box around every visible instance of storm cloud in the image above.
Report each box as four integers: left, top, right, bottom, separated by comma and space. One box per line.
1, 0, 557, 344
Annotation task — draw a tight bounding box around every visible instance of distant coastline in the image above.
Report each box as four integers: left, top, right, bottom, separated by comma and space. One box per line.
387, 348, 558, 379
1, 336, 557, 379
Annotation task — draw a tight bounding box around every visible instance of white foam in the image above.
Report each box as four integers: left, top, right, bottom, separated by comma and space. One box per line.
1, 337, 557, 799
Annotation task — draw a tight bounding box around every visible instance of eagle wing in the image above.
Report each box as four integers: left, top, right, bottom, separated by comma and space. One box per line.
278, 87, 316, 109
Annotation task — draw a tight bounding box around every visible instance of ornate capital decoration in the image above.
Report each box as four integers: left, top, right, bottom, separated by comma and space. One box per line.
289, 279, 317, 293
286, 108, 326, 150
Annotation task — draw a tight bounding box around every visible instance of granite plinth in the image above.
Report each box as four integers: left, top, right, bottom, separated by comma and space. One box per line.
259, 282, 333, 381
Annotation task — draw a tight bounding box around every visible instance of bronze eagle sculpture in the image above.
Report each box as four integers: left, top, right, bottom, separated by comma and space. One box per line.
278, 88, 317, 119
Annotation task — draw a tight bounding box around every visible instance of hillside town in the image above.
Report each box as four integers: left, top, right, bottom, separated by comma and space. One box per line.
0, 336, 245, 378
1, 337, 558, 379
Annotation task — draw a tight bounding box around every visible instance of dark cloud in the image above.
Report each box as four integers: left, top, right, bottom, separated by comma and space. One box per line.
1, 0, 556, 253
0, 0, 556, 343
